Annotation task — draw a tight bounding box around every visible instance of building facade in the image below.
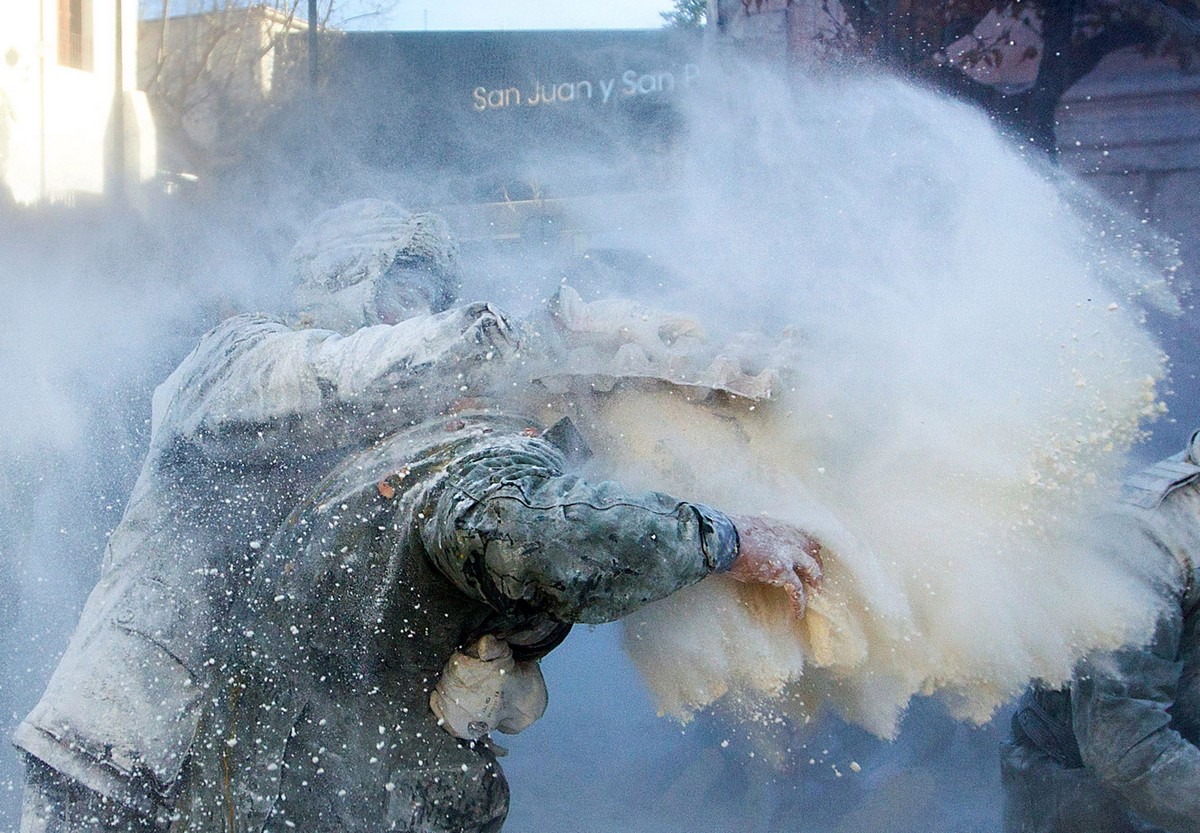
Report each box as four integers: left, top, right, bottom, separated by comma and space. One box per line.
0, 0, 156, 205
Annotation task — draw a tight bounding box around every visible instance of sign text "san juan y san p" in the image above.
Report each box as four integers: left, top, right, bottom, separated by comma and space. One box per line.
472, 64, 701, 112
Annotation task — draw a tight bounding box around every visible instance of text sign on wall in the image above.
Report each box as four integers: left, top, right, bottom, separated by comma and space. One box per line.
472, 63, 701, 111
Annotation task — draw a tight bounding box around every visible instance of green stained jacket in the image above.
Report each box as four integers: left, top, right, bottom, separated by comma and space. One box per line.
173, 413, 738, 833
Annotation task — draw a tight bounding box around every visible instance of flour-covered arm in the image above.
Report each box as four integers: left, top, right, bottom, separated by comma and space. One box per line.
151, 306, 516, 461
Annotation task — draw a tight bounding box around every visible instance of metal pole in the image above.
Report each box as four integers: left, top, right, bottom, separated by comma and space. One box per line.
308, 0, 318, 87
110, 0, 127, 204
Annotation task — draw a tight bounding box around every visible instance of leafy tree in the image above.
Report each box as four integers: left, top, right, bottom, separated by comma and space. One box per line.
663, 0, 709, 28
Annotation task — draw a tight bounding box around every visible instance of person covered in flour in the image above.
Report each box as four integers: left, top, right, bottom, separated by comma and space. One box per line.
1001, 431, 1200, 833
15, 199, 516, 831
15, 199, 823, 833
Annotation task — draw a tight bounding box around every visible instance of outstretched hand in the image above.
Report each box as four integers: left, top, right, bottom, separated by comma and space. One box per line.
728, 515, 823, 618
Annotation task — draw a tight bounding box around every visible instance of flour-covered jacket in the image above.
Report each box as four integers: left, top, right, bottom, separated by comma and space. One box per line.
1002, 435, 1200, 833
169, 412, 739, 833
13, 303, 518, 817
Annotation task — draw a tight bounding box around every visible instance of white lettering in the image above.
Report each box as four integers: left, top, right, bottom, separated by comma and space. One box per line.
473, 86, 522, 110
492, 88, 519, 108
473, 65, 695, 112
599, 77, 616, 103
622, 69, 638, 96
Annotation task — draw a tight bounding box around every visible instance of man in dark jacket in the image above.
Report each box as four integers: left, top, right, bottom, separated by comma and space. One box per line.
168, 412, 820, 832
1001, 432, 1200, 833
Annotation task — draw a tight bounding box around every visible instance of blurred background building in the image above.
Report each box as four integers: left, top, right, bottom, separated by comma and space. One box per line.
713, 0, 1200, 457
0, 0, 156, 205
711, 0, 1200, 288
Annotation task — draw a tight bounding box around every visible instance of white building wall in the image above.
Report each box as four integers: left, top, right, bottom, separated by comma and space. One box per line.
0, 0, 155, 205
1, 2, 45, 203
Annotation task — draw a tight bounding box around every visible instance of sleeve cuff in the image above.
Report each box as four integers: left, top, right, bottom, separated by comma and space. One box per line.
690, 504, 739, 573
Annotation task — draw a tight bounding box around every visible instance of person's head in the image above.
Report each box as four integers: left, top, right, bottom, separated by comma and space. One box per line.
290, 199, 461, 332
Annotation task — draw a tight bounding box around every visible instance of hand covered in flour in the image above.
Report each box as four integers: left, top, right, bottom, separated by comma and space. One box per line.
430, 635, 548, 741
728, 515, 823, 618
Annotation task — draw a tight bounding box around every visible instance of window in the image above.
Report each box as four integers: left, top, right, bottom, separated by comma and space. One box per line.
57, 0, 93, 71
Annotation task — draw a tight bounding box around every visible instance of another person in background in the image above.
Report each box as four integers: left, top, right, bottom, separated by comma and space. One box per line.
1002, 431, 1200, 833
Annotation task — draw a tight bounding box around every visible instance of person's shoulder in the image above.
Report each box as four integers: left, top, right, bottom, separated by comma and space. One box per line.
292, 413, 549, 511
199, 312, 291, 344
174, 313, 302, 373
169, 312, 293, 381
1120, 430, 1200, 512
1121, 432, 1200, 597
149, 314, 297, 438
